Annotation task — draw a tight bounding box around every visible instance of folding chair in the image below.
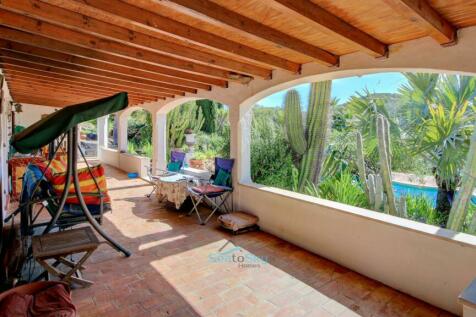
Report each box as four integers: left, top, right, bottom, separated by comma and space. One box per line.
188, 158, 234, 225
146, 150, 186, 198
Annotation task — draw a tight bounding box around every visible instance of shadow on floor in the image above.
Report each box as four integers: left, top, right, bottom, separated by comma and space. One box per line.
70, 165, 454, 317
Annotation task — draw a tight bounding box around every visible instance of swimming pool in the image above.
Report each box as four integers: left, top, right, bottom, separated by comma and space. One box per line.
392, 181, 476, 205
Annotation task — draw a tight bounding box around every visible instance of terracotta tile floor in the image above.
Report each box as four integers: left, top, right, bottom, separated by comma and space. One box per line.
73, 165, 454, 317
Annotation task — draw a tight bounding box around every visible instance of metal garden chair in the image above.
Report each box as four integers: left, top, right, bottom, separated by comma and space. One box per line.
187, 157, 234, 225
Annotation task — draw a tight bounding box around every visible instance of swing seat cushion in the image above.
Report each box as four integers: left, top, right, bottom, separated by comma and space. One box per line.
40, 164, 111, 205
218, 211, 259, 232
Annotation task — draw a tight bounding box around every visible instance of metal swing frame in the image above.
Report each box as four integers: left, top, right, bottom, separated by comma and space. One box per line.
10, 127, 130, 257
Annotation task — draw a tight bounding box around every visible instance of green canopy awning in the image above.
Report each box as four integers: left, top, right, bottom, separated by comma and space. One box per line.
11, 92, 128, 154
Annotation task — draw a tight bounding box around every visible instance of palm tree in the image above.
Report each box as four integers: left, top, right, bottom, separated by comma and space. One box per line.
409, 74, 476, 225
398, 73, 439, 135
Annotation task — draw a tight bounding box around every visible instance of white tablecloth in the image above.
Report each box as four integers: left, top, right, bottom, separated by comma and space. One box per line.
155, 174, 194, 209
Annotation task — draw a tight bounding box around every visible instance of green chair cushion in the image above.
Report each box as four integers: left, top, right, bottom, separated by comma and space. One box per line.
214, 169, 230, 187
167, 161, 181, 172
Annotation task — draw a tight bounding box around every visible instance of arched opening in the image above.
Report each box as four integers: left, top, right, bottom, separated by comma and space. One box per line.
106, 114, 118, 150
248, 71, 476, 233
79, 118, 98, 158
127, 108, 152, 158
166, 99, 230, 171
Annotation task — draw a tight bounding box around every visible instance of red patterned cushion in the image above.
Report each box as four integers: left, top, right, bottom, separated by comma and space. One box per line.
30, 284, 76, 317
0, 293, 32, 317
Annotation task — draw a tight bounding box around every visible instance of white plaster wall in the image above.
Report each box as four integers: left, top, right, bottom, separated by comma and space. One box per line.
119, 153, 149, 179
100, 147, 120, 168
15, 103, 59, 128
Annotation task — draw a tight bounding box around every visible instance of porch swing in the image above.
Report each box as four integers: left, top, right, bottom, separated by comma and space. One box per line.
8, 92, 131, 258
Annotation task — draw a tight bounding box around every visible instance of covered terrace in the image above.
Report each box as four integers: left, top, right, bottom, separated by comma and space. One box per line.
1, 0, 476, 316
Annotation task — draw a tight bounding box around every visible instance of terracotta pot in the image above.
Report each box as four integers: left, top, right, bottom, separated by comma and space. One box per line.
189, 159, 204, 169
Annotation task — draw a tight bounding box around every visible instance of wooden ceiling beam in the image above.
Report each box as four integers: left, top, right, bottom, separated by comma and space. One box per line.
0, 9, 252, 82
8, 85, 152, 104
10, 90, 149, 107
271, 0, 388, 57
10, 91, 141, 107
11, 93, 92, 108
0, 27, 227, 88
0, 0, 272, 79
0, 49, 196, 94
0, 40, 211, 91
4, 68, 168, 100
0, 58, 180, 97
2, 66, 173, 99
11, 92, 148, 107
160, 0, 339, 66
382, 0, 456, 45
5, 74, 157, 101
6, 80, 153, 103
42, 0, 301, 73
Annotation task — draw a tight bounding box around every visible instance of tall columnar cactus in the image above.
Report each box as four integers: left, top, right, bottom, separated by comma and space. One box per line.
284, 81, 332, 192
197, 99, 216, 133
357, 118, 406, 216
356, 132, 370, 200
376, 115, 400, 216
447, 128, 476, 231
284, 89, 307, 155
167, 106, 189, 149
167, 102, 204, 149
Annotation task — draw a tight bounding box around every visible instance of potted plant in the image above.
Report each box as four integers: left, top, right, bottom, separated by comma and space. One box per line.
189, 152, 205, 169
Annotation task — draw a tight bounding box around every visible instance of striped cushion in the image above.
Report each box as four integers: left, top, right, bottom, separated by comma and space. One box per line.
36, 156, 67, 178
45, 164, 110, 205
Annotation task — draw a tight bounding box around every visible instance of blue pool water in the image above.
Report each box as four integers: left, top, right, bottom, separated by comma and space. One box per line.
392, 181, 476, 206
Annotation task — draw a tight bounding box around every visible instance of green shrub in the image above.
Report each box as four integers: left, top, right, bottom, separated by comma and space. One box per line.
127, 142, 137, 155
405, 195, 441, 225
250, 106, 295, 190
307, 171, 369, 208
462, 202, 476, 233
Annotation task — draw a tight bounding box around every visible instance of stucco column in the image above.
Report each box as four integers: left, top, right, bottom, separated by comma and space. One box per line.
96, 116, 106, 161
117, 110, 128, 152
237, 106, 252, 184
97, 116, 106, 147
153, 112, 167, 172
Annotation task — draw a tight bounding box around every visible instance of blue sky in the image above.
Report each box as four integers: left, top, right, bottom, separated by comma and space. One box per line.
256, 72, 408, 108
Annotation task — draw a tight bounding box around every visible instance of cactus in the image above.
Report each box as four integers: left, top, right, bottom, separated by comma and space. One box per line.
167, 106, 189, 149
356, 132, 370, 200
367, 173, 385, 211
197, 99, 216, 133
447, 128, 476, 231
357, 116, 406, 217
284, 89, 307, 155
376, 115, 399, 216
167, 101, 204, 150
284, 81, 332, 192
